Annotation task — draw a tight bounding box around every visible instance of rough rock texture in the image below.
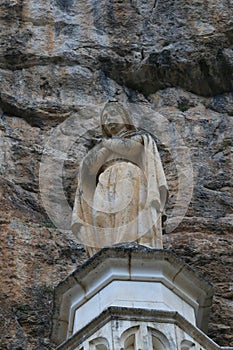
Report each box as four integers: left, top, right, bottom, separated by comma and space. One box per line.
0, 0, 232, 349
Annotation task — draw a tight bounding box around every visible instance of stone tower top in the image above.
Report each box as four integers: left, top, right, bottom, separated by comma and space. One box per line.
51, 245, 215, 349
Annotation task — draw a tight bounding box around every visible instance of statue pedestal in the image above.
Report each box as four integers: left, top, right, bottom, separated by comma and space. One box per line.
51, 246, 228, 350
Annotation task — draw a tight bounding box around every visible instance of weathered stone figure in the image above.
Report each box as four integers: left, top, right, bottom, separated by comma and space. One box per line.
71, 102, 168, 256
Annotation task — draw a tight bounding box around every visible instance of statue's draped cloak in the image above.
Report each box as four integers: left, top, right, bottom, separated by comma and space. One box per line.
71, 131, 168, 256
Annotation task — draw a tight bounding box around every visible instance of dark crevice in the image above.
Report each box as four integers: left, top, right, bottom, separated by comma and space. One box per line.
0, 93, 73, 128
0, 54, 79, 71
98, 50, 233, 97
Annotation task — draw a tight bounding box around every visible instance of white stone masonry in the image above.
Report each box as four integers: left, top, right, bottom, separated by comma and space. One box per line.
51, 246, 233, 350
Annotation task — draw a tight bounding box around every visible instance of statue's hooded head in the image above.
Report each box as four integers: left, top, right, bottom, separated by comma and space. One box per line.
101, 102, 136, 137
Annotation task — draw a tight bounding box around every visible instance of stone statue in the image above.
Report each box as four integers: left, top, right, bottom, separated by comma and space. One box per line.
71, 102, 168, 257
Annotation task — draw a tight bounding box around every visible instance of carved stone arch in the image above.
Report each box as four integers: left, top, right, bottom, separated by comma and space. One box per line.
181, 339, 196, 350
148, 327, 173, 350
89, 336, 110, 350
120, 326, 140, 350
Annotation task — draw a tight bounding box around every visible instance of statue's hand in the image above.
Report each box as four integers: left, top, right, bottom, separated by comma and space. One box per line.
84, 144, 109, 175
102, 136, 143, 155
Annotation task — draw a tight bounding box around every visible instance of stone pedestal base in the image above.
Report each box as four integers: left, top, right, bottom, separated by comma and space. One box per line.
51, 246, 232, 350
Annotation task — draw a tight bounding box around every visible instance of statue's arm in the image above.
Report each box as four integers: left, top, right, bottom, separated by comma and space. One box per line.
102, 135, 143, 156
84, 143, 110, 175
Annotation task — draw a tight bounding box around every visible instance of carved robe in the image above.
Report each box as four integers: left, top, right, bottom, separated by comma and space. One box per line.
71, 105, 168, 257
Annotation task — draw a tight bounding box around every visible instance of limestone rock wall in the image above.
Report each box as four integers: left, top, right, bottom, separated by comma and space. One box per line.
0, 0, 232, 349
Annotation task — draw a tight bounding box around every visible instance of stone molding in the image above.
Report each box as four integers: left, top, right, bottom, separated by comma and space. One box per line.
55, 307, 233, 350
51, 246, 214, 346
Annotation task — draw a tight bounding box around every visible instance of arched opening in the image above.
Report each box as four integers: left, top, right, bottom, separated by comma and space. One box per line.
124, 334, 135, 350
89, 337, 109, 350
152, 335, 165, 350
120, 326, 139, 350
95, 345, 108, 350
149, 327, 173, 350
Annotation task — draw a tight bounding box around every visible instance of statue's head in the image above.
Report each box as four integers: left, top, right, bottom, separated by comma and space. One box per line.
101, 102, 136, 137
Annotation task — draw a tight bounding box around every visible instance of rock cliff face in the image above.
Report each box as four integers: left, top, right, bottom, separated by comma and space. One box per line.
0, 0, 232, 349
